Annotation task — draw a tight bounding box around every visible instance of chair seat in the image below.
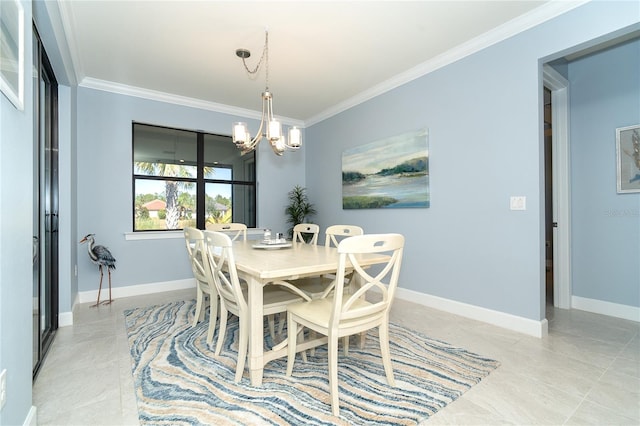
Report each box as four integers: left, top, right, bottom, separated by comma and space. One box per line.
287, 296, 372, 329
291, 276, 335, 299
256, 286, 308, 314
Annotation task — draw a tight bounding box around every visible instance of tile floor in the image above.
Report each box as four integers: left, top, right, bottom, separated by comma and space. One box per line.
33, 289, 639, 425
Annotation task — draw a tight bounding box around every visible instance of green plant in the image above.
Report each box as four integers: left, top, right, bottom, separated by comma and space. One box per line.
285, 185, 317, 238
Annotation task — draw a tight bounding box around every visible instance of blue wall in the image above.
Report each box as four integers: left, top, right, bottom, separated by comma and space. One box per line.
2, 2, 639, 424
305, 1, 640, 321
570, 39, 640, 305
0, 0, 34, 423
75, 88, 305, 291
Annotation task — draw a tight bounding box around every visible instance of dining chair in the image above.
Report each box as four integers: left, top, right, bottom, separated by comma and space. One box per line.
285, 233, 405, 416
206, 222, 289, 340
183, 227, 218, 345
324, 224, 364, 247
295, 224, 365, 299
203, 230, 311, 383
292, 223, 320, 245
205, 222, 247, 241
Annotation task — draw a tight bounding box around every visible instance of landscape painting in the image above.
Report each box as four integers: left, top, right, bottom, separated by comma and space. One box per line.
342, 129, 429, 209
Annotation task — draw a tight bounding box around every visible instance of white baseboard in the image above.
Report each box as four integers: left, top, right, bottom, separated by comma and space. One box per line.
58, 279, 197, 327
23, 406, 37, 426
572, 296, 640, 322
68, 279, 553, 336
394, 287, 549, 338
78, 278, 196, 304
58, 311, 73, 327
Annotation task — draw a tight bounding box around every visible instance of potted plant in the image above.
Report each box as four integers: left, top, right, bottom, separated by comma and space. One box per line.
285, 185, 317, 239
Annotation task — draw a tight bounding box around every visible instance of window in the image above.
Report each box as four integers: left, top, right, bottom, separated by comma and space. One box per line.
132, 123, 256, 231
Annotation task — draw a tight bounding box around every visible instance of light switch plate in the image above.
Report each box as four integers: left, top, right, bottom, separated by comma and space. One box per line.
510, 196, 526, 211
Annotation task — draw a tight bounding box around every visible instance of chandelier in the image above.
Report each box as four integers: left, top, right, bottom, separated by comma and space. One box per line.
232, 30, 301, 156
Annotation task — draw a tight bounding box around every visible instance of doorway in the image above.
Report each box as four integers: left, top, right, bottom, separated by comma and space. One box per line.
544, 87, 553, 306
32, 27, 59, 378
543, 64, 571, 311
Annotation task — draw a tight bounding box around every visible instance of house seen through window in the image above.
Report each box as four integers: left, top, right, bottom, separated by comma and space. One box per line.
132, 123, 256, 231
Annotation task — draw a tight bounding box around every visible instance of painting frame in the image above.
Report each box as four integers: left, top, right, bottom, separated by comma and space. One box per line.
0, 0, 25, 110
342, 128, 429, 209
615, 124, 640, 193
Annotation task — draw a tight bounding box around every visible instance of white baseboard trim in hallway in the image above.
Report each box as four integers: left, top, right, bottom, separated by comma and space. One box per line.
572, 295, 640, 322
394, 287, 549, 338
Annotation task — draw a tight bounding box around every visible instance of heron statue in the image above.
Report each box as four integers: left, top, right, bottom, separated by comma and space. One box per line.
79, 234, 116, 307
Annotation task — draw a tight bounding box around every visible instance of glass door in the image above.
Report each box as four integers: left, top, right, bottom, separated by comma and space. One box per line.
32, 27, 59, 378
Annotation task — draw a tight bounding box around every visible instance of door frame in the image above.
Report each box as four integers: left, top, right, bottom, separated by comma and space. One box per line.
543, 64, 571, 310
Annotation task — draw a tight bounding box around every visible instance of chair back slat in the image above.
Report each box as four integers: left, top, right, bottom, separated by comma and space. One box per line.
203, 231, 248, 315
206, 223, 247, 241
293, 223, 320, 245
183, 227, 209, 286
324, 224, 364, 247
330, 234, 404, 330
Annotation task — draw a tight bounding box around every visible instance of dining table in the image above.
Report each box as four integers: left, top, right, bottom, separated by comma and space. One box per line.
230, 239, 389, 386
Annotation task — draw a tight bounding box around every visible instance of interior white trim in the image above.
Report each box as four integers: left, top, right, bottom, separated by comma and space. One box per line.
124, 229, 265, 241
124, 231, 185, 241
68, 279, 548, 337
80, 77, 305, 128
23, 406, 37, 426
572, 296, 640, 322
305, 0, 589, 126
69, 1, 588, 128
543, 65, 572, 310
58, 311, 73, 327
394, 287, 549, 338
76, 278, 196, 304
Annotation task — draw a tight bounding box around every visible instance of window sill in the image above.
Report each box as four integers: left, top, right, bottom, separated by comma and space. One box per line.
124, 228, 266, 241
124, 231, 183, 241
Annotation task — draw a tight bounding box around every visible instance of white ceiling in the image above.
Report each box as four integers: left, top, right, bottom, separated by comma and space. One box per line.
56, 1, 584, 126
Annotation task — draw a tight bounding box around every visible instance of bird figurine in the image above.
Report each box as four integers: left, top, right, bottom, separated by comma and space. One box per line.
79, 233, 116, 307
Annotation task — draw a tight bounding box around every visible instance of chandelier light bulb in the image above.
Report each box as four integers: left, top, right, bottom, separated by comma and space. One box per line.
233, 122, 248, 146
288, 127, 302, 148
268, 120, 282, 141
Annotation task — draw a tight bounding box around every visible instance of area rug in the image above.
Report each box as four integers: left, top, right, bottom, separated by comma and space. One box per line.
124, 300, 500, 425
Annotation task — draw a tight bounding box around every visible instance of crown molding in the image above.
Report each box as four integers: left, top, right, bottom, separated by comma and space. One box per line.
305, 0, 589, 126
79, 77, 305, 128
70, 0, 588, 129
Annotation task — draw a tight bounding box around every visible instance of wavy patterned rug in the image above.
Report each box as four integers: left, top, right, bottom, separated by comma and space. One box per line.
124, 300, 499, 425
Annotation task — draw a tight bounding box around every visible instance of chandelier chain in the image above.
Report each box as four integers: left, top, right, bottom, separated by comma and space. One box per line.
241, 31, 269, 89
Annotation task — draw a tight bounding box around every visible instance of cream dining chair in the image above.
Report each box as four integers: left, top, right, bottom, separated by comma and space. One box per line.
183, 227, 218, 344
203, 230, 311, 383
285, 233, 405, 416
292, 223, 320, 245
268, 222, 322, 335
205, 222, 247, 241
294, 224, 365, 300
324, 224, 364, 248
207, 222, 293, 340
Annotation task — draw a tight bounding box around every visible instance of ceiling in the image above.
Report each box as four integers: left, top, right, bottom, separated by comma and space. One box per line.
56, 1, 584, 126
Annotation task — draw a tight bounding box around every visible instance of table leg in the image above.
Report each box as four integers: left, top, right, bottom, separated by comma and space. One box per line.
247, 276, 264, 386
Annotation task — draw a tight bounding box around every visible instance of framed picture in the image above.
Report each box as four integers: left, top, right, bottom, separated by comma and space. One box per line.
0, 0, 24, 110
616, 125, 640, 193
342, 129, 429, 209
